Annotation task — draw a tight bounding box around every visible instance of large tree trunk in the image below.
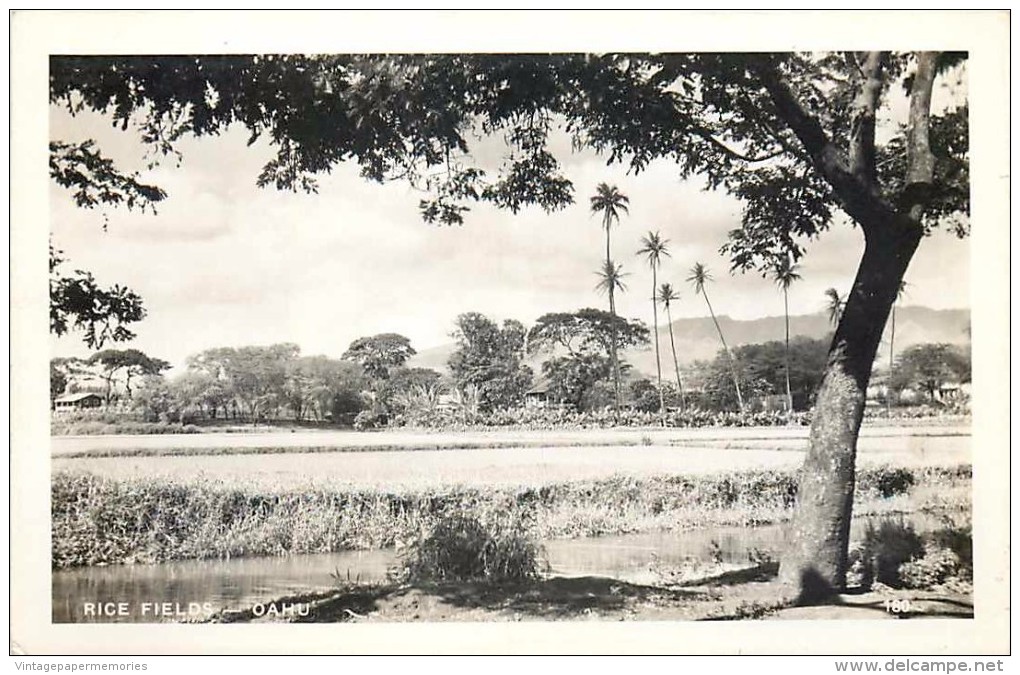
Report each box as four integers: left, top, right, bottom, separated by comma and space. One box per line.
779, 222, 922, 600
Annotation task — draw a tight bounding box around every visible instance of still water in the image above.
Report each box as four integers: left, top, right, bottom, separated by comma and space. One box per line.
52, 516, 940, 623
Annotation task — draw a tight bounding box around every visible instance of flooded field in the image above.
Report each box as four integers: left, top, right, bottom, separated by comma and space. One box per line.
52, 426, 970, 490
50, 424, 971, 457
54, 439, 969, 490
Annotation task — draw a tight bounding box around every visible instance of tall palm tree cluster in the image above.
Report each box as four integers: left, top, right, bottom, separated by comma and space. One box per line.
589, 183, 746, 420
588, 183, 903, 421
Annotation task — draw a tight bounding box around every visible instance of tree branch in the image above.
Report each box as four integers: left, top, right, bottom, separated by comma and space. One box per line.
690, 126, 786, 163
903, 51, 939, 220
750, 57, 902, 234
848, 51, 885, 185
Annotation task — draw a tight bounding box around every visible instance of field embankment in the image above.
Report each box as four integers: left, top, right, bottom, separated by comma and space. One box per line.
52, 464, 971, 569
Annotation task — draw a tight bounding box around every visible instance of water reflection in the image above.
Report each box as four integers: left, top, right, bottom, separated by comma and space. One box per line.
52, 549, 394, 623
52, 514, 945, 623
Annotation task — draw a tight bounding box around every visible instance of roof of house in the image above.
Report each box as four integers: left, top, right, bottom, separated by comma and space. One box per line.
526, 378, 551, 395
55, 392, 103, 403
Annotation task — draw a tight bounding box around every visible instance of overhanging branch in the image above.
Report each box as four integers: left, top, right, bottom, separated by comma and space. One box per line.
750, 57, 903, 234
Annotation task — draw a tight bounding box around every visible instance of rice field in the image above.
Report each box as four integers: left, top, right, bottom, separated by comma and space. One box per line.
53, 442, 969, 492
49, 424, 971, 457
50, 426, 972, 569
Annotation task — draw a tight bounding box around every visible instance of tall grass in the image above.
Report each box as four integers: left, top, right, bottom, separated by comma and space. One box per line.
392, 504, 544, 583
51, 464, 970, 569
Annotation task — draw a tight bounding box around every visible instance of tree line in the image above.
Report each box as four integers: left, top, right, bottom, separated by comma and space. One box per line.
52, 320, 969, 423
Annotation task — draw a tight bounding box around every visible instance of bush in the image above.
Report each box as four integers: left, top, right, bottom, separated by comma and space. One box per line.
873, 467, 915, 498
898, 548, 962, 589
391, 507, 544, 584
848, 518, 973, 590
353, 409, 386, 431
854, 519, 925, 588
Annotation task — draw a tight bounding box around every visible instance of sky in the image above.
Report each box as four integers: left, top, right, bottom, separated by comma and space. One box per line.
49, 78, 971, 371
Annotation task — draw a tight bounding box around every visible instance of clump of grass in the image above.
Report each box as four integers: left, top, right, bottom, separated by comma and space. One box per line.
391, 504, 544, 584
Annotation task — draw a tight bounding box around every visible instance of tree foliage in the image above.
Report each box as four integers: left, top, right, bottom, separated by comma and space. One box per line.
448, 312, 533, 411
529, 308, 649, 411
528, 308, 649, 358
378, 367, 444, 416
49, 244, 146, 349
133, 344, 368, 423
890, 343, 970, 401
87, 348, 170, 402
693, 337, 831, 412
342, 333, 416, 380
49, 53, 967, 251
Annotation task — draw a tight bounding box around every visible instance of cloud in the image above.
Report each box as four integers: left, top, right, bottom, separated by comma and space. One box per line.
49, 103, 970, 370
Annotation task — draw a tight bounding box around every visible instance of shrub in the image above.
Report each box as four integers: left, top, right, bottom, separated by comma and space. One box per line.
898, 548, 962, 589
930, 523, 973, 578
897, 522, 973, 589
391, 507, 544, 584
848, 518, 973, 590
873, 467, 915, 498
353, 410, 386, 431
856, 519, 925, 587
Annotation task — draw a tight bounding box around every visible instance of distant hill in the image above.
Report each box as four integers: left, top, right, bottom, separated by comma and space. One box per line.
407, 306, 971, 378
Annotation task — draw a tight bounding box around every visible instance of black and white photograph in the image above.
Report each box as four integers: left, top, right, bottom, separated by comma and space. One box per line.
10, 9, 1011, 657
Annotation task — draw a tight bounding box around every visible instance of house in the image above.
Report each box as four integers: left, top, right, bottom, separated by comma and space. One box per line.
436, 393, 459, 412
524, 379, 552, 409
53, 392, 103, 412
748, 393, 791, 413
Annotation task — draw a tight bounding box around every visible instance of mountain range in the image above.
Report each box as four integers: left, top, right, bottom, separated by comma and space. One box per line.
406, 306, 971, 378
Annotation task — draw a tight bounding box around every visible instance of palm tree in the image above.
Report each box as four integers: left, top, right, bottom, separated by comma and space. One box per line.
657, 282, 686, 411
590, 183, 630, 267
772, 256, 801, 412
887, 280, 908, 411
590, 183, 630, 414
824, 288, 846, 327
687, 263, 744, 412
637, 231, 670, 422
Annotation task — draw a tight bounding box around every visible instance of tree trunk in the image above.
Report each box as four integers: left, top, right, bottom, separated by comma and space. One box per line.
784, 288, 793, 411
779, 223, 922, 601
605, 230, 622, 420
608, 285, 621, 417
665, 305, 686, 411
703, 292, 744, 412
887, 305, 897, 412
651, 268, 665, 424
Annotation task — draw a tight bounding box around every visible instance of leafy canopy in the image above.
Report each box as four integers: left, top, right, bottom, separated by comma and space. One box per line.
50, 244, 146, 349
342, 333, 416, 380
528, 308, 650, 358
50, 53, 968, 275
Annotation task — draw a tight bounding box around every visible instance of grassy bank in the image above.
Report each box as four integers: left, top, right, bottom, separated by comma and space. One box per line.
52, 464, 970, 569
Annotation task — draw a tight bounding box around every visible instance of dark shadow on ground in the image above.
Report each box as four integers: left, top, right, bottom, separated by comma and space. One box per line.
422, 575, 710, 619
281, 575, 713, 622
674, 562, 780, 588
